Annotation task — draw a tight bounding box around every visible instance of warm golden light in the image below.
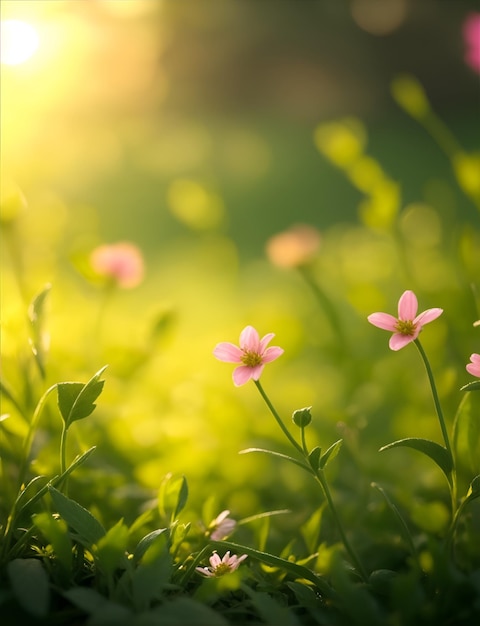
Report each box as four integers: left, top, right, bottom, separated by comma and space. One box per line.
1, 19, 39, 65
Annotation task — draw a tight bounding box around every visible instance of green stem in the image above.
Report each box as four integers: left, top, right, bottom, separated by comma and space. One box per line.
59, 422, 69, 495
414, 339, 452, 456
18, 383, 57, 489
253, 379, 368, 582
314, 469, 368, 583
253, 380, 304, 456
414, 338, 456, 512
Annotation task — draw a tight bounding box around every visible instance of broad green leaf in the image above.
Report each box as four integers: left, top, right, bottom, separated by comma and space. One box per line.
64, 587, 133, 622
95, 519, 129, 575
28, 284, 51, 379
57, 365, 107, 428
7, 558, 50, 617
210, 540, 336, 600
158, 473, 188, 521
240, 448, 310, 472
379, 437, 453, 481
308, 446, 321, 471
319, 439, 343, 469
32, 512, 72, 573
133, 528, 169, 563
8, 448, 97, 553
453, 393, 480, 474
48, 486, 105, 547
301, 506, 325, 555
132, 531, 172, 611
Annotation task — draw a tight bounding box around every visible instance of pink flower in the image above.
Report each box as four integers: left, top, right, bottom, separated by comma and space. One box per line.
367, 290, 443, 351
463, 13, 480, 74
90, 242, 144, 288
466, 353, 480, 377
196, 551, 248, 577
266, 224, 321, 269
208, 510, 237, 541
213, 325, 284, 386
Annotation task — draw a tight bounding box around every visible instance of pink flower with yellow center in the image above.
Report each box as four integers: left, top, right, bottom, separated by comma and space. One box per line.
196, 551, 248, 578
368, 290, 443, 351
90, 242, 144, 288
213, 325, 284, 386
466, 353, 480, 377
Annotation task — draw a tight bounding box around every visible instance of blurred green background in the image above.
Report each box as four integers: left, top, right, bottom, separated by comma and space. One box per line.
1, 0, 479, 555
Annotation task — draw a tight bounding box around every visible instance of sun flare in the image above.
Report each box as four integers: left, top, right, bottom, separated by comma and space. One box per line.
1, 19, 40, 66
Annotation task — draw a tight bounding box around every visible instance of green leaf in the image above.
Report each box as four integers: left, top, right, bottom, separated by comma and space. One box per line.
242, 587, 301, 626
7, 558, 50, 617
240, 448, 310, 472
148, 597, 230, 626
210, 540, 336, 600
95, 519, 129, 575
32, 512, 73, 573
319, 439, 343, 469
132, 531, 172, 611
379, 437, 453, 480
308, 446, 321, 471
57, 365, 107, 428
48, 486, 106, 547
158, 473, 188, 522
460, 380, 480, 392
28, 283, 51, 379
465, 475, 480, 504
133, 528, 169, 563
64, 587, 133, 622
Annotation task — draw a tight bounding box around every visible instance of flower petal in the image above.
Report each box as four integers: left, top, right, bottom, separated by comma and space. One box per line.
213, 342, 243, 363
209, 553, 221, 567
398, 290, 418, 320
233, 365, 254, 386
389, 332, 415, 351
467, 353, 480, 377
414, 308, 443, 327
261, 346, 284, 363
367, 312, 398, 331
259, 332, 275, 353
239, 326, 260, 352
249, 364, 265, 381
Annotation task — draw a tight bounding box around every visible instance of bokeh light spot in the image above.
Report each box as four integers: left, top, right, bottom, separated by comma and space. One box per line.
1, 19, 39, 66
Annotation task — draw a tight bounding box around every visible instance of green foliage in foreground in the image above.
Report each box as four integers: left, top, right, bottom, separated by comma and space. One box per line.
1, 76, 480, 624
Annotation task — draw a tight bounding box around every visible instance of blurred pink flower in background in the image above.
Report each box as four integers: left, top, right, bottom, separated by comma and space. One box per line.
466, 353, 480, 377
368, 290, 443, 351
90, 241, 144, 288
463, 13, 480, 74
208, 510, 237, 541
214, 325, 284, 386
266, 224, 321, 268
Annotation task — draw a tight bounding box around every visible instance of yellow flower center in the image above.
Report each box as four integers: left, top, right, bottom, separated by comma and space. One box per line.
395, 320, 416, 336
241, 350, 262, 367
213, 563, 232, 577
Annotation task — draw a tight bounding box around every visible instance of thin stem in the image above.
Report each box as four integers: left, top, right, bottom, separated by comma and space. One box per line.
253, 380, 304, 456
413, 339, 452, 457
18, 383, 57, 489
253, 379, 368, 582
59, 422, 69, 495
414, 338, 457, 513
314, 469, 368, 583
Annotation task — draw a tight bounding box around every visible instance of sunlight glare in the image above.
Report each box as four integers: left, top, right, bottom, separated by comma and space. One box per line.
1, 19, 40, 66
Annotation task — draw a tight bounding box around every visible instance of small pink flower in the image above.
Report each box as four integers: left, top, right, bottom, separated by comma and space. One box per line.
266, 224, 321, 269
463, 13, 480, 74
466, 353, 480, 377
90, 242, 144, 288
196, 551, 248, 577
368, 290, 443, 351
208, 510, 237, 541
213, 325, 284, 386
